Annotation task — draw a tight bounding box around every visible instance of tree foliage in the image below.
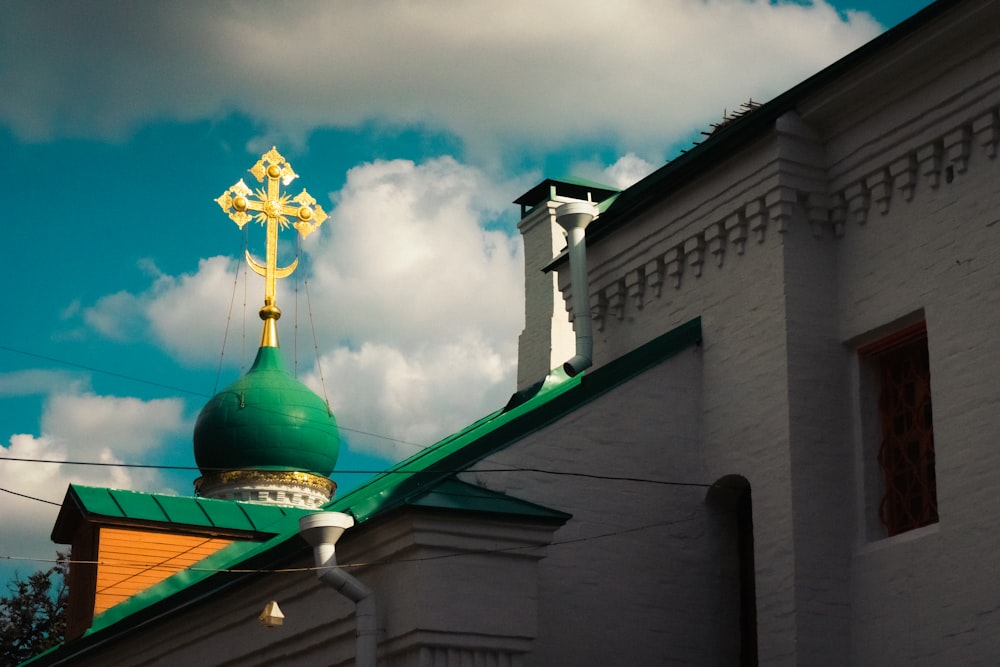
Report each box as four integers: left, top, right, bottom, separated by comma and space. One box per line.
0, 554, 68, 665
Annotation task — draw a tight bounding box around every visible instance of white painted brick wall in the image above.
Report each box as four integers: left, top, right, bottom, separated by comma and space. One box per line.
842, 119, 1000, 666
469, 350, 729, 666
510, 3, 1000, 664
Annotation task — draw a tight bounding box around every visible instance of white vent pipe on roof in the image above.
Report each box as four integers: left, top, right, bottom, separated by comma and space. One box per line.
555, 201, 598, 377
299, 512, 377, 667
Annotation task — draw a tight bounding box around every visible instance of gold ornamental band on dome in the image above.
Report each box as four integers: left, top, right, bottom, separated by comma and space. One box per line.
194, 469, 337, 496
215, 147, 329, 348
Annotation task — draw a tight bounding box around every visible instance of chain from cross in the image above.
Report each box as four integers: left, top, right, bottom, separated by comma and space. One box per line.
215, 147, 328, 315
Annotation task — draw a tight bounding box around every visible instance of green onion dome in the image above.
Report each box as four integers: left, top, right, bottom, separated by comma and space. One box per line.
193, 346, 339, 477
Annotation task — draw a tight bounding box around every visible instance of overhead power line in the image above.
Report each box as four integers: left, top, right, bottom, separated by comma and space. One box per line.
0, 344, 208, 398
0, 486, 61, 506
0, 342, 429, 451
1, 512, 709, 574
0, 456, 711, 488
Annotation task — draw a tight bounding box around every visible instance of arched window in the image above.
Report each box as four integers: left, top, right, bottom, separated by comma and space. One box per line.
706, 475, 758, 666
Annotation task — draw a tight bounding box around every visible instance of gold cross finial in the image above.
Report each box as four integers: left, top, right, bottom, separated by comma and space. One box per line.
215, 147, 328, 347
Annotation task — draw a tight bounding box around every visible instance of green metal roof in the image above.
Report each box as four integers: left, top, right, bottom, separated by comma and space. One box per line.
514, 177, 620, 215
50, 485, 316, 543
403, 478, 571, 521
26, 317, 701, 665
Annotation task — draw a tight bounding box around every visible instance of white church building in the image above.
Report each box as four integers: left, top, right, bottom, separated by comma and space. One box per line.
26, 0, 1000, 664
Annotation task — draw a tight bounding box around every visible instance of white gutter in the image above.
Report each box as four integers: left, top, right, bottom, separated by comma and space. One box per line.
555, 201, 598, 376
299, 513, 377, 667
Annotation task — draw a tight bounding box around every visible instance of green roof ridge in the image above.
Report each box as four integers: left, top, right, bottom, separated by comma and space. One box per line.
548, 174, 619, 191
405, 478, 572, 521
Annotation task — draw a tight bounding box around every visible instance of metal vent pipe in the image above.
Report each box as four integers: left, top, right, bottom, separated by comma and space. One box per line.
299, 513, 377, 667
555, 201, 598, 376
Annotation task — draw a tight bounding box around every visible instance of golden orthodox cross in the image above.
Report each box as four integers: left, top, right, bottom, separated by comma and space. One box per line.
215, 147, 328, 345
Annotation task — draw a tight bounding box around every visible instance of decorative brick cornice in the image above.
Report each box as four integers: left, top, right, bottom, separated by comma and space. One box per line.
664, 247, 683, 288
867, 168, 892, 215
806, 192, 830, 238
973, 109, 999, 158
844, 182, 870, 225
917, 141, 943, 189
746, 198, 768, 243
829, 108, 997, 234
830, 193, 847, 238
944, 125, 972, 174
684, 236, 706, 278
606, 280, 626, 321
626, 267, 645, 310
725, 210, 748, 255
766, 187, 798, 234
590, 290, 607, 332
705, 221, 726, 266
644, 256, 665, 304
566, 103, 999, 329
889, 154, 917, 202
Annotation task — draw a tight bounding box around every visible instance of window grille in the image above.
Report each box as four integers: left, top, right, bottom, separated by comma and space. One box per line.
861, 322, 937, 536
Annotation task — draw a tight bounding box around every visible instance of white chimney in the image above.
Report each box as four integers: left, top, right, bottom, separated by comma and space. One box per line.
513, 179, 617, 390
554, 201, 598, 376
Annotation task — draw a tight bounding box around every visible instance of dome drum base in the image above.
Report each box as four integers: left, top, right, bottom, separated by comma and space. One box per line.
195, 470, 336, 509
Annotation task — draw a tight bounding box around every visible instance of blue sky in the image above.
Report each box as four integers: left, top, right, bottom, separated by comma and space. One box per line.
0, 0, 932, 577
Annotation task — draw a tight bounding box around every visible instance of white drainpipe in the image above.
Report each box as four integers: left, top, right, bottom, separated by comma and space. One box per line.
555, 201, 598, 376
299, 513, 377, 667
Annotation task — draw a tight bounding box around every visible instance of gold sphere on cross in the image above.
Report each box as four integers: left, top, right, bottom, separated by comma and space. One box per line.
233, 196, 248, 212
264, 199, 281, 217
267, 165, 282, 179
259, 302, 282, 321
298, 207, 313, 222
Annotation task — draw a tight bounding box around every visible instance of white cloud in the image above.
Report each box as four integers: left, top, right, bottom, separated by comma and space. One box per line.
143, 256, 250, 364
0, 1, 881, 156
84, 290, 147, 341
311, 334, 513, 460
42, 392, 187, 457
0, 369, 88, 397
292, 157, 526, 455
311, 157, 525, 345
76, 156, 525, 459
572, 152, 661, 190
602, 153, 659, 189
0, 391, 187, 567
78, 256, 245, 365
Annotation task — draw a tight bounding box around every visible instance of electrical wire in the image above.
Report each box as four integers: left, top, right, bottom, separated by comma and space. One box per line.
0, 342, 430, 451
0, 341, 717, 524
0, 456, 712, 489
293, 235, 301, 378
0, 512, 709, 575
0, 344, 207, 398
213, 251, 246, 395
94, 536, 219, 598
0, 486, 61, 506
303, 276, 333, 415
